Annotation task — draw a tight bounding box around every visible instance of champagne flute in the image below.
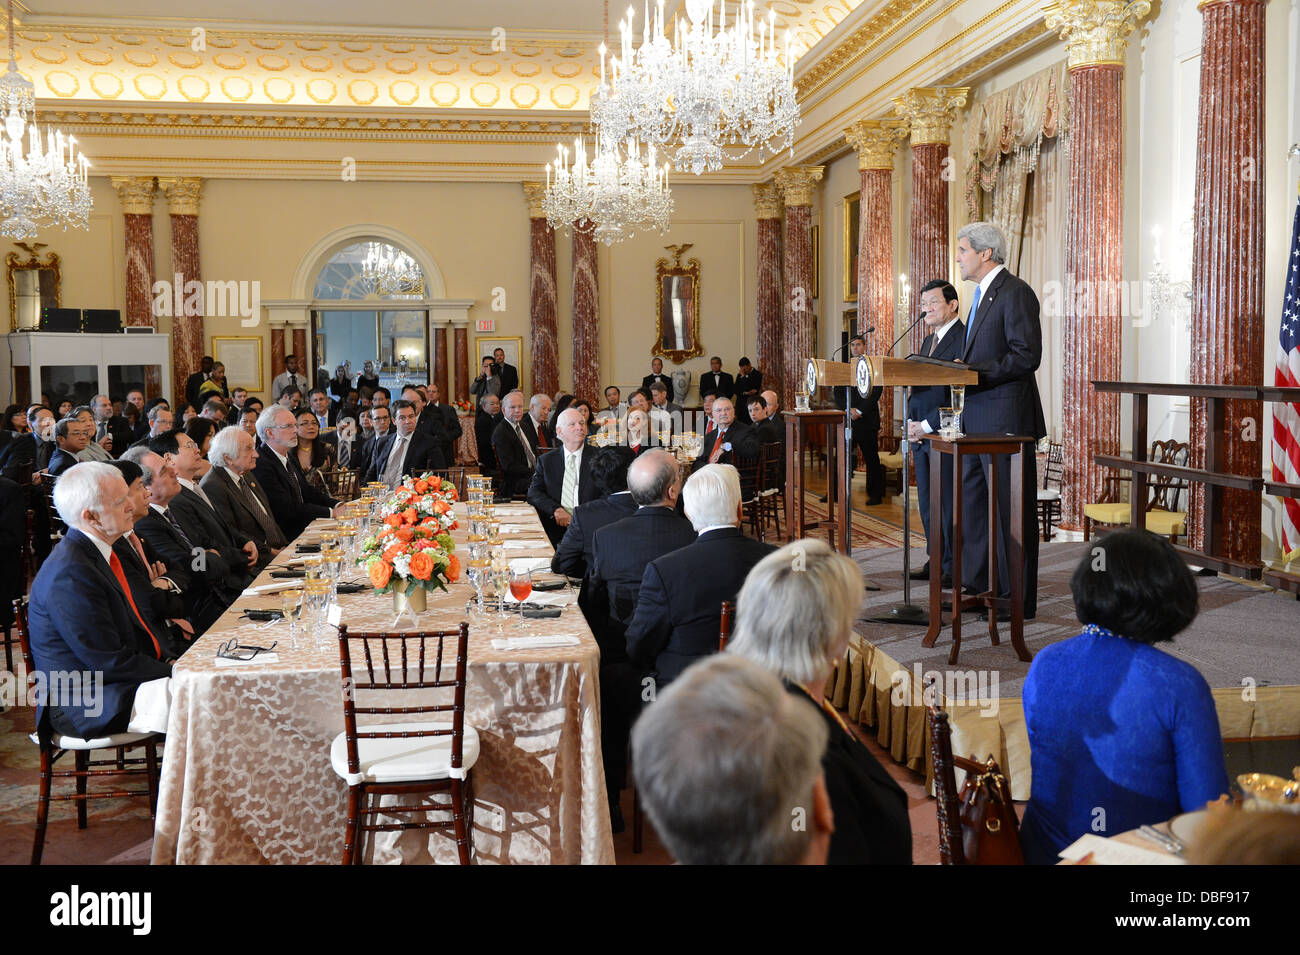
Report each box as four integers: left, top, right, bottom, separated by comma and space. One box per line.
491, 565, 512, 632
950, 385, 966, 436
280, 588, 303, 649
321, 548, 344, 601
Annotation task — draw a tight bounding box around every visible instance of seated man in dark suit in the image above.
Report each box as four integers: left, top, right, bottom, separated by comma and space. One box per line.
692, 396, 759, 473
358, 404, 393, 479
747, 396, 782, 446
626, 463, 776, 689
325, 414, 361, 471
49, 416, 92, 476
906, 279, 965, 586
526, 407, 599, 546
250, 406, 342, 541
492, 390, 538, 498
129, 403, 174, 451
90, 394, 134, 458
27, 462, 175, 740
475, 394, 502, 479
589, 449, 696, 828
0, 404, 55, 479
422, 383, 463, 466
363, 399, 447, 489
201, 425, 288, 566
551, 445, 635, 591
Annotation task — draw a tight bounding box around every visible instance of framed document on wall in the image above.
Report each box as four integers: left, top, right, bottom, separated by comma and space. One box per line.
212, 336, 263, 392
476, 335, 524, 392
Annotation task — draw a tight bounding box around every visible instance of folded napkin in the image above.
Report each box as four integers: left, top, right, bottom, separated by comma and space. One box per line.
242, 581, 304, 597
503, 540, 549, 551
126, 676, 172, 734
508, 557, 552, 573
281, 554, 312, 565
490, 635, 580, 651
495, 507, 534, 516
512, 591, 577, 608
499, 524, 531, 533
215, 652, 282, 669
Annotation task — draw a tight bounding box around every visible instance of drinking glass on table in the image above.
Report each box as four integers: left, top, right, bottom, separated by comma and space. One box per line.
510, 568, 534, 632
337, 526, 357, 562
491, 564, 512, 632
303, 554, 324, 580
303, 578, 333, 644
466, 558, 491, 616
321, 548, 344, 600
280, 588, 303, 648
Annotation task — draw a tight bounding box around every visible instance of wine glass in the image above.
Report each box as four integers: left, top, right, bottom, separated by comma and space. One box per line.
321, 548, 344, 600
303, 555, 323, 580
280, 589, 303, 648
466, 558, 491, 616
491, 565, 512, 632
950, 385, 966, 436
338, 526, 357, 563
303, 579, 333, 645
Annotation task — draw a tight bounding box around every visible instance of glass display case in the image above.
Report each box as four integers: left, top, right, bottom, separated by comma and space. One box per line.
6, 331, 172, 405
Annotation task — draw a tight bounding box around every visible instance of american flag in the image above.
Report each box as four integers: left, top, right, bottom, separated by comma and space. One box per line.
1273, 195, 1300, 561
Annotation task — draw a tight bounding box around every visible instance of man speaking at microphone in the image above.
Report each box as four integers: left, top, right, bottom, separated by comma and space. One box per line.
834, 335, 885, 506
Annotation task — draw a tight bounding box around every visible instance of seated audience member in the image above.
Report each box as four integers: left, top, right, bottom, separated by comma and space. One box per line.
71, 406, 112, 463
90, 393, 134, 457
251, 406, 342, 540
729, 538, 912, 865
1189, 808, 1300, 865
525, 393, 553, 451
762, 389, 782, 430
183, 416, 217, 480
277, 386, 302, 411
331, 415, 360, 470
27, 463, 175, 740
362, 399, 445, 489
551, 445, 635, 592
625, 410, 651, 456
492, 390, 539, 498
370, 386, 391, 411
294, 408, 337, 490
360, 403, 393, 478
595, 385, 626, 422
198, 398, 224, 426
49, 416, 92, 475
178, 403, 198, 424
135, 397, 168, 441
308, 388, 336, 431
0, 404, 55, 478
589, 449, 696, 827
475, 394, 502, 479
527, 407, 597, 546
357, 408, 374, 441
571, 399, 595, 429
131, 403, 175, 449
647, 381, 680, 436
748, 397, 781, 445
625, 464, 775, 688
693, 395, 759, 472
239, 407, 259, 438
229, 387, 248, 414
632, 654, 833, 865
201, 425, 287, 564
627, 389, 652, 416
1019, 529, 1229, 865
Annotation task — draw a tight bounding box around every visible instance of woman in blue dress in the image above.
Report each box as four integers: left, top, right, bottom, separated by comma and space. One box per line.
1020, 528, 1229, 864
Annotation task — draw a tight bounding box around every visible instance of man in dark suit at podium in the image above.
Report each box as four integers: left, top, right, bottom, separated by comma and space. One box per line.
955, 222, 1047, 619
835, 336, 885, 506
906, 280, 965, 586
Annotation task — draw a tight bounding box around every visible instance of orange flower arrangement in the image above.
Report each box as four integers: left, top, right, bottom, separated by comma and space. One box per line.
359, 483, 458, 596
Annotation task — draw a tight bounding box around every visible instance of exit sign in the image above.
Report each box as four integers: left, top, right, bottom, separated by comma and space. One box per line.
476, 318, 495, 332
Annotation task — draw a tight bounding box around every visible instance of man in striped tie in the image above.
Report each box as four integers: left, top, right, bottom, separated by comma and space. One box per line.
26, 462, 176, 741
527, 407, 598, 546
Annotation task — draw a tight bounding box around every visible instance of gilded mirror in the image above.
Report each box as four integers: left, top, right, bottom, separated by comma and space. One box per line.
653, 243, 702, 364
7, 242, 61, 331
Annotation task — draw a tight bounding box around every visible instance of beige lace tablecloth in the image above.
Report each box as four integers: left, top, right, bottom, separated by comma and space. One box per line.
150, 503, 614, 865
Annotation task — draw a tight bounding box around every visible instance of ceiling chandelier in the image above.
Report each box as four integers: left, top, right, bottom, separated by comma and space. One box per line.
0, 0, 92, 240
360, 242, 424, 296
590, 0, 800, 176
542, 128, 673, 245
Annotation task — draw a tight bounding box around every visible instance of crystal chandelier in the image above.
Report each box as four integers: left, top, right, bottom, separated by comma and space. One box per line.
0, 0, 92, 240
591, 0, 800, 176
360, 242, 423, 296
542, 128, 672, 245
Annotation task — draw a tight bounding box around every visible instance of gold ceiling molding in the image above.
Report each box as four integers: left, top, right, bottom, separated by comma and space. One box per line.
795, 0, 941, 103
940, 20, 1054, 85
1042, 0, 1150, 69
521, 181, 547, 218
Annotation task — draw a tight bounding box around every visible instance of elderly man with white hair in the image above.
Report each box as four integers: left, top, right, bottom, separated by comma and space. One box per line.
624, 463, 775, 689
632, 654, 834, 865
527, 405, 597, 546
26, 462, 176, 742
728, 538, 913, 865
250, 404, 342, 540
200, 425, 288, 566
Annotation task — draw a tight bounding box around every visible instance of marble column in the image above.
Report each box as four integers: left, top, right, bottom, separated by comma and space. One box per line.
111, 177, 157, 330
432, 324, 449, 400
774, 166, 825, 411
845, 119, 908, 430
292, 328, 307, 378
271, 328, 286, 395
752, 182, 784, 400
572, 225, 599, 402
1045, 0, 1150, 530
894, 88, 968, 354
453, 324, 470, 403
158, 177, 204, 405
1187, 0, 1267, 561
523, 182, 560, 399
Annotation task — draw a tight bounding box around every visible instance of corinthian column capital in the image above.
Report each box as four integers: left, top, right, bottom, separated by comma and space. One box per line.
773, 165, 825, 207
157, 177, 204, 215
751, 181, 783, 218
843, 119, 909, 170
111, 176, 156, 215
892, 87, 970, 146
521, 181, 547, 219
1043, 0, 1152, 69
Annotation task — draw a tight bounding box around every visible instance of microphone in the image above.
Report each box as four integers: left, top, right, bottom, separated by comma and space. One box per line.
887, 311, 927, 356
831, 326, 875, 360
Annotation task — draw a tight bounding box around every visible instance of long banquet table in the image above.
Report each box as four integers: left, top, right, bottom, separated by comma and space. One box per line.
150, 501, 615, 864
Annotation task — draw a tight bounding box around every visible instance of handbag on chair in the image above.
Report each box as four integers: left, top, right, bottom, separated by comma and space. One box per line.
956, 756, 1023, 865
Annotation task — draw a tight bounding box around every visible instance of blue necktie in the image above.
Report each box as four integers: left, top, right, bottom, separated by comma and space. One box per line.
965, 284, 982, 350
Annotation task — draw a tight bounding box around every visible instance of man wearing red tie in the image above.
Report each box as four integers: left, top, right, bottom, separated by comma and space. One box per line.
27, 462, 176, 740
693, 397, 759, 473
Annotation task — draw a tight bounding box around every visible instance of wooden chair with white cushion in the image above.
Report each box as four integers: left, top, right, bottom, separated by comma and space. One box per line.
13, 597, 162, 866
1037, 441, 1064, 542
333, 622, 478, 864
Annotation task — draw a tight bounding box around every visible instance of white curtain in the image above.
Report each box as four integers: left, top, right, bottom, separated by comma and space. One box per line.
1019, 137, 1068, 443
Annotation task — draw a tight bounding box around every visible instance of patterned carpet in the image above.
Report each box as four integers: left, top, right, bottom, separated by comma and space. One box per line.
794, 489, 907, 550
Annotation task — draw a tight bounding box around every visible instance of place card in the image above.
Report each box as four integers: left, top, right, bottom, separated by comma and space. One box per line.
241, 581, 305, 597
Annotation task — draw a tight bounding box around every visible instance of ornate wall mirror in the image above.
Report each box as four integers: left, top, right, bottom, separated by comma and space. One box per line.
7, 242, 61, 331
653, 243, 702, 364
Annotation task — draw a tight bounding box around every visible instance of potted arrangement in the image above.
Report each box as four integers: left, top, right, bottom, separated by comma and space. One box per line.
358, 473, 461, 615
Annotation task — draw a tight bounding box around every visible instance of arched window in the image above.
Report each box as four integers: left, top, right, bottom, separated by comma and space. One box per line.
313, 239, 425, 300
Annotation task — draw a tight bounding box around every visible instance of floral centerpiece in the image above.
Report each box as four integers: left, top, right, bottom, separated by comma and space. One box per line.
358, 473, 461, 613
453, 398, 473, 413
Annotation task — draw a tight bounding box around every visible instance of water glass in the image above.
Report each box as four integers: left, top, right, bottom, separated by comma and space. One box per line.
466, 558, 491, 616
280, 589, 303, 649
303, 579, 333, 642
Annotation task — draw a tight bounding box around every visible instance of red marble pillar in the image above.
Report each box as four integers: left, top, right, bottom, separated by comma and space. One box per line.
775, 166, 824, 411
571, 225, 600, 402
158, 178, 205, 404
432, 325, 449, 400
753, 182, 783, 400
112, 178, 157, 329
1188, 0, 1266, 561
292, 328, 307, 374
271, 329, 286, 395
524, 183, 560, 399
453, 325, 469, 402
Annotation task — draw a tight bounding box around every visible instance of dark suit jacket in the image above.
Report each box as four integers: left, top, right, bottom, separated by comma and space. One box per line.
362, 429, 447, 485
733, 370, 763, 421
625, 527, 775, 684
358, 428, 392, 479
112, 535, 189, 640
0, 433, 52, 480
492, 418, 537, 497
907, 322, 967, 432
48, 446, 80, 476
322, 430, 361, 471
495, 361, 519, 397
416, 403, 462, 464
170, 483, 254, 576
589, 506, 696, 663
527, 446, 599, 519
27, 529, 173, 738
700, 370, 735, 401
200, 465, 288, 559
787, 684, 913, 865
0, 477, 24, 629
959, 268, 1047, 440
185, 371, 207, 410
551, 490, 637, 583
136, 505, 243, 602
641, 372, 673, 394
475, 412, 501, 473
252, 448, 337, 540
692, 421, 760, 472
835, 375, 884, 438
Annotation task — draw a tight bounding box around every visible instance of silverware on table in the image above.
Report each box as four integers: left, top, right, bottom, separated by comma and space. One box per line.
1138, 824, 1184, 855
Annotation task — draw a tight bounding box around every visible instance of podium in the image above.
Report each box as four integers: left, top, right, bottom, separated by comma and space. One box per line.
784, 410, 850, 550
799, 355, 977, 618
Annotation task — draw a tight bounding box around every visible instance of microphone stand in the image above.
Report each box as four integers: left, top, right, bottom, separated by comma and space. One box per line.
835, 328, 879, 590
